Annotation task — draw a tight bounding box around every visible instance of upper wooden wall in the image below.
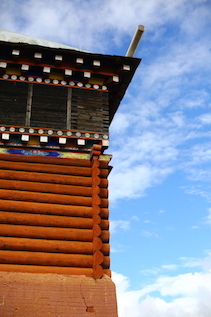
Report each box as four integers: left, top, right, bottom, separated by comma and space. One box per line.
0, 80, 109, 133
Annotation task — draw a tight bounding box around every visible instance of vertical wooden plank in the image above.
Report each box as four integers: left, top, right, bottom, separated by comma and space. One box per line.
67, 87, 72, 130
25, 83, 33, 126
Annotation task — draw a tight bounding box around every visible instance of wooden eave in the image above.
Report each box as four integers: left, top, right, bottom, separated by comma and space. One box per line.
0, 40, 141, 124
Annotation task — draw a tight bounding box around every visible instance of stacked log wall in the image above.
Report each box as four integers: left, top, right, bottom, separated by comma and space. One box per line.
0, 152, 110, 278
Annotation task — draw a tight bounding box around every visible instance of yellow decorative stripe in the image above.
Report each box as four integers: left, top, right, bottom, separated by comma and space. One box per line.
99, 155, 112, 161
60, 152, 90, 159
0, 149, 7, 154
60, 153, 112, 161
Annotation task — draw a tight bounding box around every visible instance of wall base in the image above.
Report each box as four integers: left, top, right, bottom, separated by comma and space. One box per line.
0, 271, 118, 317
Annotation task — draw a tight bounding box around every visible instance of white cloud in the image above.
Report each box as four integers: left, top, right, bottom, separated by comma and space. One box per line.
191, 226, 200, 229
142, 230, 159, 239
109, 163, 173, 201
0, 0, 209, 54
179, 257, 202, 269
112, 269, 211, 317
159, 210, 165, 214
161, 264, 178, 271
140, 267, 161, 276
183, 185, 211, 202
201, 252, 211, 273
198, 113, 211, 125
204, 208, 211, 226
110, 220, 131, 233
131, 215, 140, 221
140, 256, 203, 278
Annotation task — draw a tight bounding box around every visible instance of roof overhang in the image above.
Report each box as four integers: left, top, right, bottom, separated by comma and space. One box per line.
0, 30, 141, 123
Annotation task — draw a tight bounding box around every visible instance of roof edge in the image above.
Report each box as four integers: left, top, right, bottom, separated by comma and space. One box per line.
0, 28, 89, 53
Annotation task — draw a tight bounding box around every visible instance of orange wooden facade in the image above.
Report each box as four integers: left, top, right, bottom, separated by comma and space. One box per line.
0, 145, 111, 279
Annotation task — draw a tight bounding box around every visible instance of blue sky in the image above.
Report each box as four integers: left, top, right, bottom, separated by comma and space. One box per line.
1, 0, 211, 316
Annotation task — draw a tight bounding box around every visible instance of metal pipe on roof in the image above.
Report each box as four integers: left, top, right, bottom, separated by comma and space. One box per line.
125, 25, 145, 57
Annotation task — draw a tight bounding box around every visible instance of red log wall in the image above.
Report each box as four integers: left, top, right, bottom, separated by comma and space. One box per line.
0, 148, 111, 278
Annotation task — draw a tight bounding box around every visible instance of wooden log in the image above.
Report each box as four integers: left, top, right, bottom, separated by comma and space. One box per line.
92, 158, 100, 168
0, 236, 91, 254
92, 186, 100, 196
0, 211, 109, 230
93, 250, 104, 265
0, 211, 91, 228
100, 208, 109, 219
0, 199, 109, 219
100, 230, 109, 243
0, 153, 110, 169
0, 160, 92, 176
0, 224, 92, 241
92, 195, 101, 207
93, 205, 101, 215
92, 214, 101, 225
93, 264, 104, 279
99, 168, 109, 178
93, 236, 103, 252
101, 243, 110, 256
0, 179, 92, 197
0, 169, 108, 188
0, 160, 108, 178
104, 269, 111, 277
0, 224, 109, 242
0, 189, 91, 206
91, 150, 102, 157
93, 224, 101, 237
0, 189, 108, 207
0, 199, 93, 217
0, 264, 93, 276
92, 144, 102, 151
0, 179, 108, 198
0, 236, 110, 256
102, 256, 110, 269
101, 219, 109, 230
0, 250, 93, 267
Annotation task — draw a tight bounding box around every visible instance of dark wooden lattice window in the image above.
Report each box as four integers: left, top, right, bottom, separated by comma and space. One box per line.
0, 80, 109, 132
71, 89, 109, 133
31, 84, 67, 129
0, 81, 28, 126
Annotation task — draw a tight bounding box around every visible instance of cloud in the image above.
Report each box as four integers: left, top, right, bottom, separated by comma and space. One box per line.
201, 251, 211, 273
110, 220, 131, 233
142, 230, 159, 239
159, 210, 165, 214
191, 226, 200, 229
161, 264, 178, 271
204, 208, 211, 226
183, 185, 211, 202
179, 257, 202, 269
0, 0, 209, 53
113, 268, 211, 317
198, 113, 211, 125
140, 256, 202, 278
143, 220, 151, 223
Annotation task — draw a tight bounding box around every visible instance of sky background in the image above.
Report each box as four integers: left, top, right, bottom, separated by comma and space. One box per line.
1, 0, 211, 316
